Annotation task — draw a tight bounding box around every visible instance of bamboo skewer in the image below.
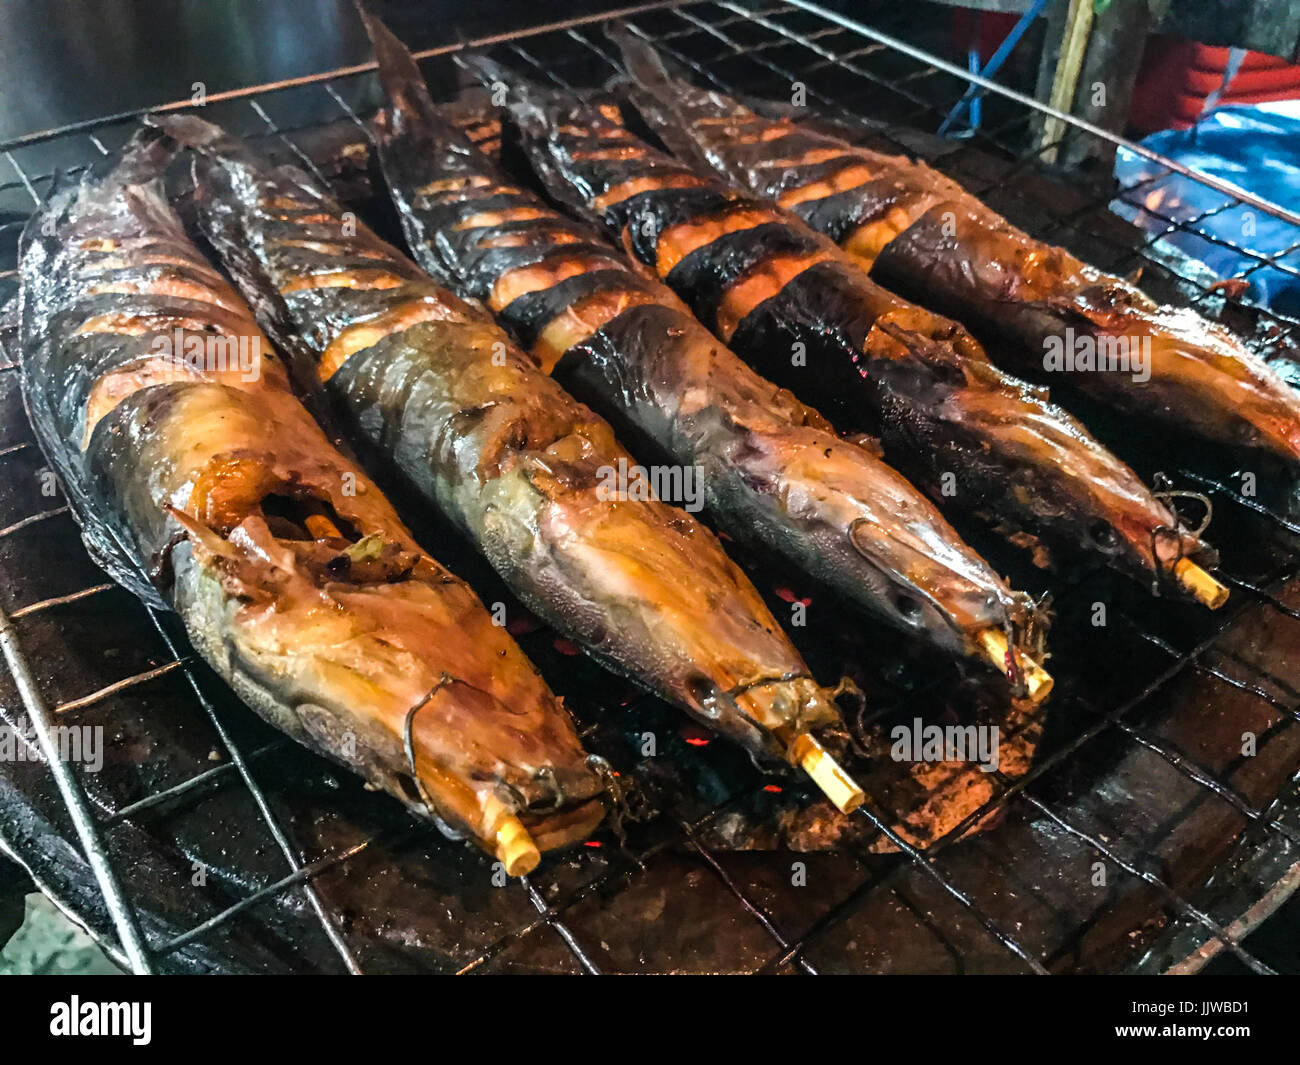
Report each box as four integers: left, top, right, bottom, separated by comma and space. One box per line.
482, 795, 541, 877
1172, 558, 1229, 610
1041, 0, 1095, 164
976, 629, 1054, 704
415, 758, 542, 877
789, 732, 866, 814
305, 513, 343, 539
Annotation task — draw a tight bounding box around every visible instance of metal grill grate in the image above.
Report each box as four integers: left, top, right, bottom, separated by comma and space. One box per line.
0, 0, 1298, 975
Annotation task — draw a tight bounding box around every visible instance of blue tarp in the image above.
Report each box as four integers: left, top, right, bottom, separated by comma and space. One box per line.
1112, 101, 1300, 319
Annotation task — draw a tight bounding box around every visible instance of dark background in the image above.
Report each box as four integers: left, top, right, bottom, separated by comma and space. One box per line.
0, 0, 634, 142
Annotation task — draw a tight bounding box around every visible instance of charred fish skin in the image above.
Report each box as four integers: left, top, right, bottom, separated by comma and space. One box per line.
150, 115, 858, 787
612, 30, 1300, 469
495, 71, 1220, 601
356, 11, 1042, 681
19, 130, 604, 871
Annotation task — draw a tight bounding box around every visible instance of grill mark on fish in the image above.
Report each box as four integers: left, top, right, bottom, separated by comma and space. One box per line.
490, 251, 634, 312
454, 206, 549, 230
501, 268, 663, 353
20, 129, 605, 870
593, 173, 708, 212
279, 269, 409, 294
665, 221, 829, 335
777, 163, 877, 209
350, 15, 1054, 699
156, 111, 856, 787
533, 286, 667, 371
715, 249, 836, 342
616, 37, 1300, 472
504, 37, 1222, 604
654, 205, 778, 277
319, 296, 468, 381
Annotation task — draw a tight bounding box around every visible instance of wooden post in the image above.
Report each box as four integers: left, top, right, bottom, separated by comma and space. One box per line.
1037, 0, 1163, 168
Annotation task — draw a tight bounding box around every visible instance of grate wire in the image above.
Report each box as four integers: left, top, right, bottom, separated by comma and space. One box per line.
0, 0, 1295, 975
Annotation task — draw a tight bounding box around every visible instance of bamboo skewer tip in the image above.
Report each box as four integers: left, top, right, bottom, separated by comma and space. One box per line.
482, 795, 540, 877
1019, 658, 1054, 704
1172, 558, 1229, 610
976, 629, 1054, 705
790, 733, 866, 814
493, 815, 541, 877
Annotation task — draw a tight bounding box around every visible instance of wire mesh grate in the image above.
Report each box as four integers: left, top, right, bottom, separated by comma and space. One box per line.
0, 0, 1297, 974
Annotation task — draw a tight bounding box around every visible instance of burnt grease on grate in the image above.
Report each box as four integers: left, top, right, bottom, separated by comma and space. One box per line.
0, 8, 1299, 974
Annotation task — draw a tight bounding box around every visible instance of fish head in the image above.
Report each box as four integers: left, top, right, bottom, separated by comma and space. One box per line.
844, 510, 1010, 654
101, 382, 606, 853
946, 367, 1219, 591
751, 422, 1043, 667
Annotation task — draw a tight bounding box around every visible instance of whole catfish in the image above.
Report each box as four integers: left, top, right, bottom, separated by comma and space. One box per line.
150, 114, 864, 812
18, 130, 607, 875
613, 29, 1300, 471
486, 59, 1228, 610
357, 9, 1051, 701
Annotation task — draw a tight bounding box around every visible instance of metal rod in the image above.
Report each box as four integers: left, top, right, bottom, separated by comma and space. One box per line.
145, 608, 366, 974
0, 602, 153, 973
9, 582, 114, 620
53, 659, 184, 716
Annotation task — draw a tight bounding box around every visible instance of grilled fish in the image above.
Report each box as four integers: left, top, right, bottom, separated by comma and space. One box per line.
358, 10, 1050, 699
488, 61, 1227, 609
149, 114, 864, 812
614, 29, 1300, 470
17, 130, 607, 874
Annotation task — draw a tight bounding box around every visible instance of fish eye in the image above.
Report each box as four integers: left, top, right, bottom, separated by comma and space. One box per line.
686, 674, 721, 716
1090, 522, 1119, 550
896, 596, 924, 624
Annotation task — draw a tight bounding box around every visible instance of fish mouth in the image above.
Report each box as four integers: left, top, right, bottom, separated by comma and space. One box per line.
520, 796, 607, 856
167, 448, 606, 867
872, 571, 1055, 704
723, 673, 866, 813
681, 670, 866, 812
1146, 522, 1227, 609
850, 521, 1052, 699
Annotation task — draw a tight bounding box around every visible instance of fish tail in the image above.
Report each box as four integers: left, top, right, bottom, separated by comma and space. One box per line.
20, 127, 178, 257
607, 23, 676, 90
358, 5, 482, 151
451, 51, 557, 139
357, 4, 440, 127
607, 26, 717, 172
109, 125, 179, 185
144, 112, 260, 170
